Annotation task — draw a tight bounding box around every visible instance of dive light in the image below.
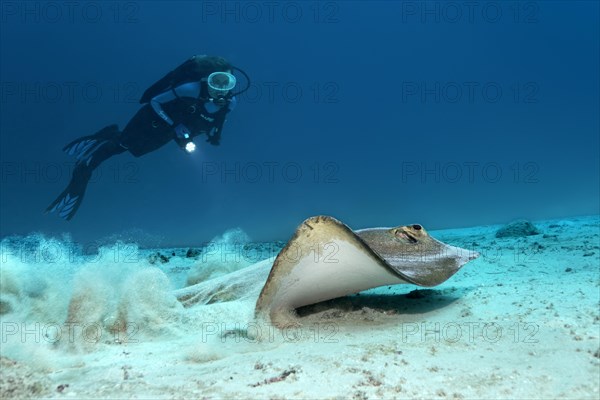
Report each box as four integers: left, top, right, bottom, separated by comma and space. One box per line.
185, 142, 196, 153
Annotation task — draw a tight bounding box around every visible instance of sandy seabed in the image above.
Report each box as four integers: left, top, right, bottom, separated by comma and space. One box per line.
1, 216, 599, 399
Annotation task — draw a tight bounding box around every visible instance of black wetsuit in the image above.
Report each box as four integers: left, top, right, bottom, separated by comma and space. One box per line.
46, 55, 235, 220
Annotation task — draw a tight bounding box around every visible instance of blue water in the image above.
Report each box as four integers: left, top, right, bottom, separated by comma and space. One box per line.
0, 1, 598, 247
2, 5, 599, 396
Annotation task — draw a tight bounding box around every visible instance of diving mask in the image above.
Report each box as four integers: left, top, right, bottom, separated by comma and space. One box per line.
207, 71, 237, 100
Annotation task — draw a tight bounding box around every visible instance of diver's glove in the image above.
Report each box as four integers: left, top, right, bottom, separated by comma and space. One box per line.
174, 123, 197, 153
174, 123, 191, 140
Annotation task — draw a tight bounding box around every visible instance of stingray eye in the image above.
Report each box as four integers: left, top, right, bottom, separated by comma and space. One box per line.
412, 224, 422, 231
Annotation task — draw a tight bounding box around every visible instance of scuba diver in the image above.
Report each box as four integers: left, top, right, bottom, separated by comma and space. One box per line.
46, 55, 250, 220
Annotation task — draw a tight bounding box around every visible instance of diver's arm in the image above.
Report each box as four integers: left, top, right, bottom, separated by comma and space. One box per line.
150, 82, 203, 151
206, 97, 237, 146
150, 92, 175, 126
150, 82, 203, 127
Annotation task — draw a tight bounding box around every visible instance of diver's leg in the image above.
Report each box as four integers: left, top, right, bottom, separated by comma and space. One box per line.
46, 140, 126, 220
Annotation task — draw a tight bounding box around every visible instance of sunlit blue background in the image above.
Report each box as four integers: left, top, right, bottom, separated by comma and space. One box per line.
1, 1, 598, 246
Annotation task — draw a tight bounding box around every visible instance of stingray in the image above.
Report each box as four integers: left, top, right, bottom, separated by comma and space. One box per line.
175, 215, 479, 328
254, 216, 479, 327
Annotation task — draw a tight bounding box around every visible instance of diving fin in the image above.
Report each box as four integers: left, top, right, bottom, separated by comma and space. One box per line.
63, 125, 121, 164
45, 167, 92, 221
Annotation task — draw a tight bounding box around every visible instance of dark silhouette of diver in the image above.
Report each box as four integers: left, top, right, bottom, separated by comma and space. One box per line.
46, 55, 250, 220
